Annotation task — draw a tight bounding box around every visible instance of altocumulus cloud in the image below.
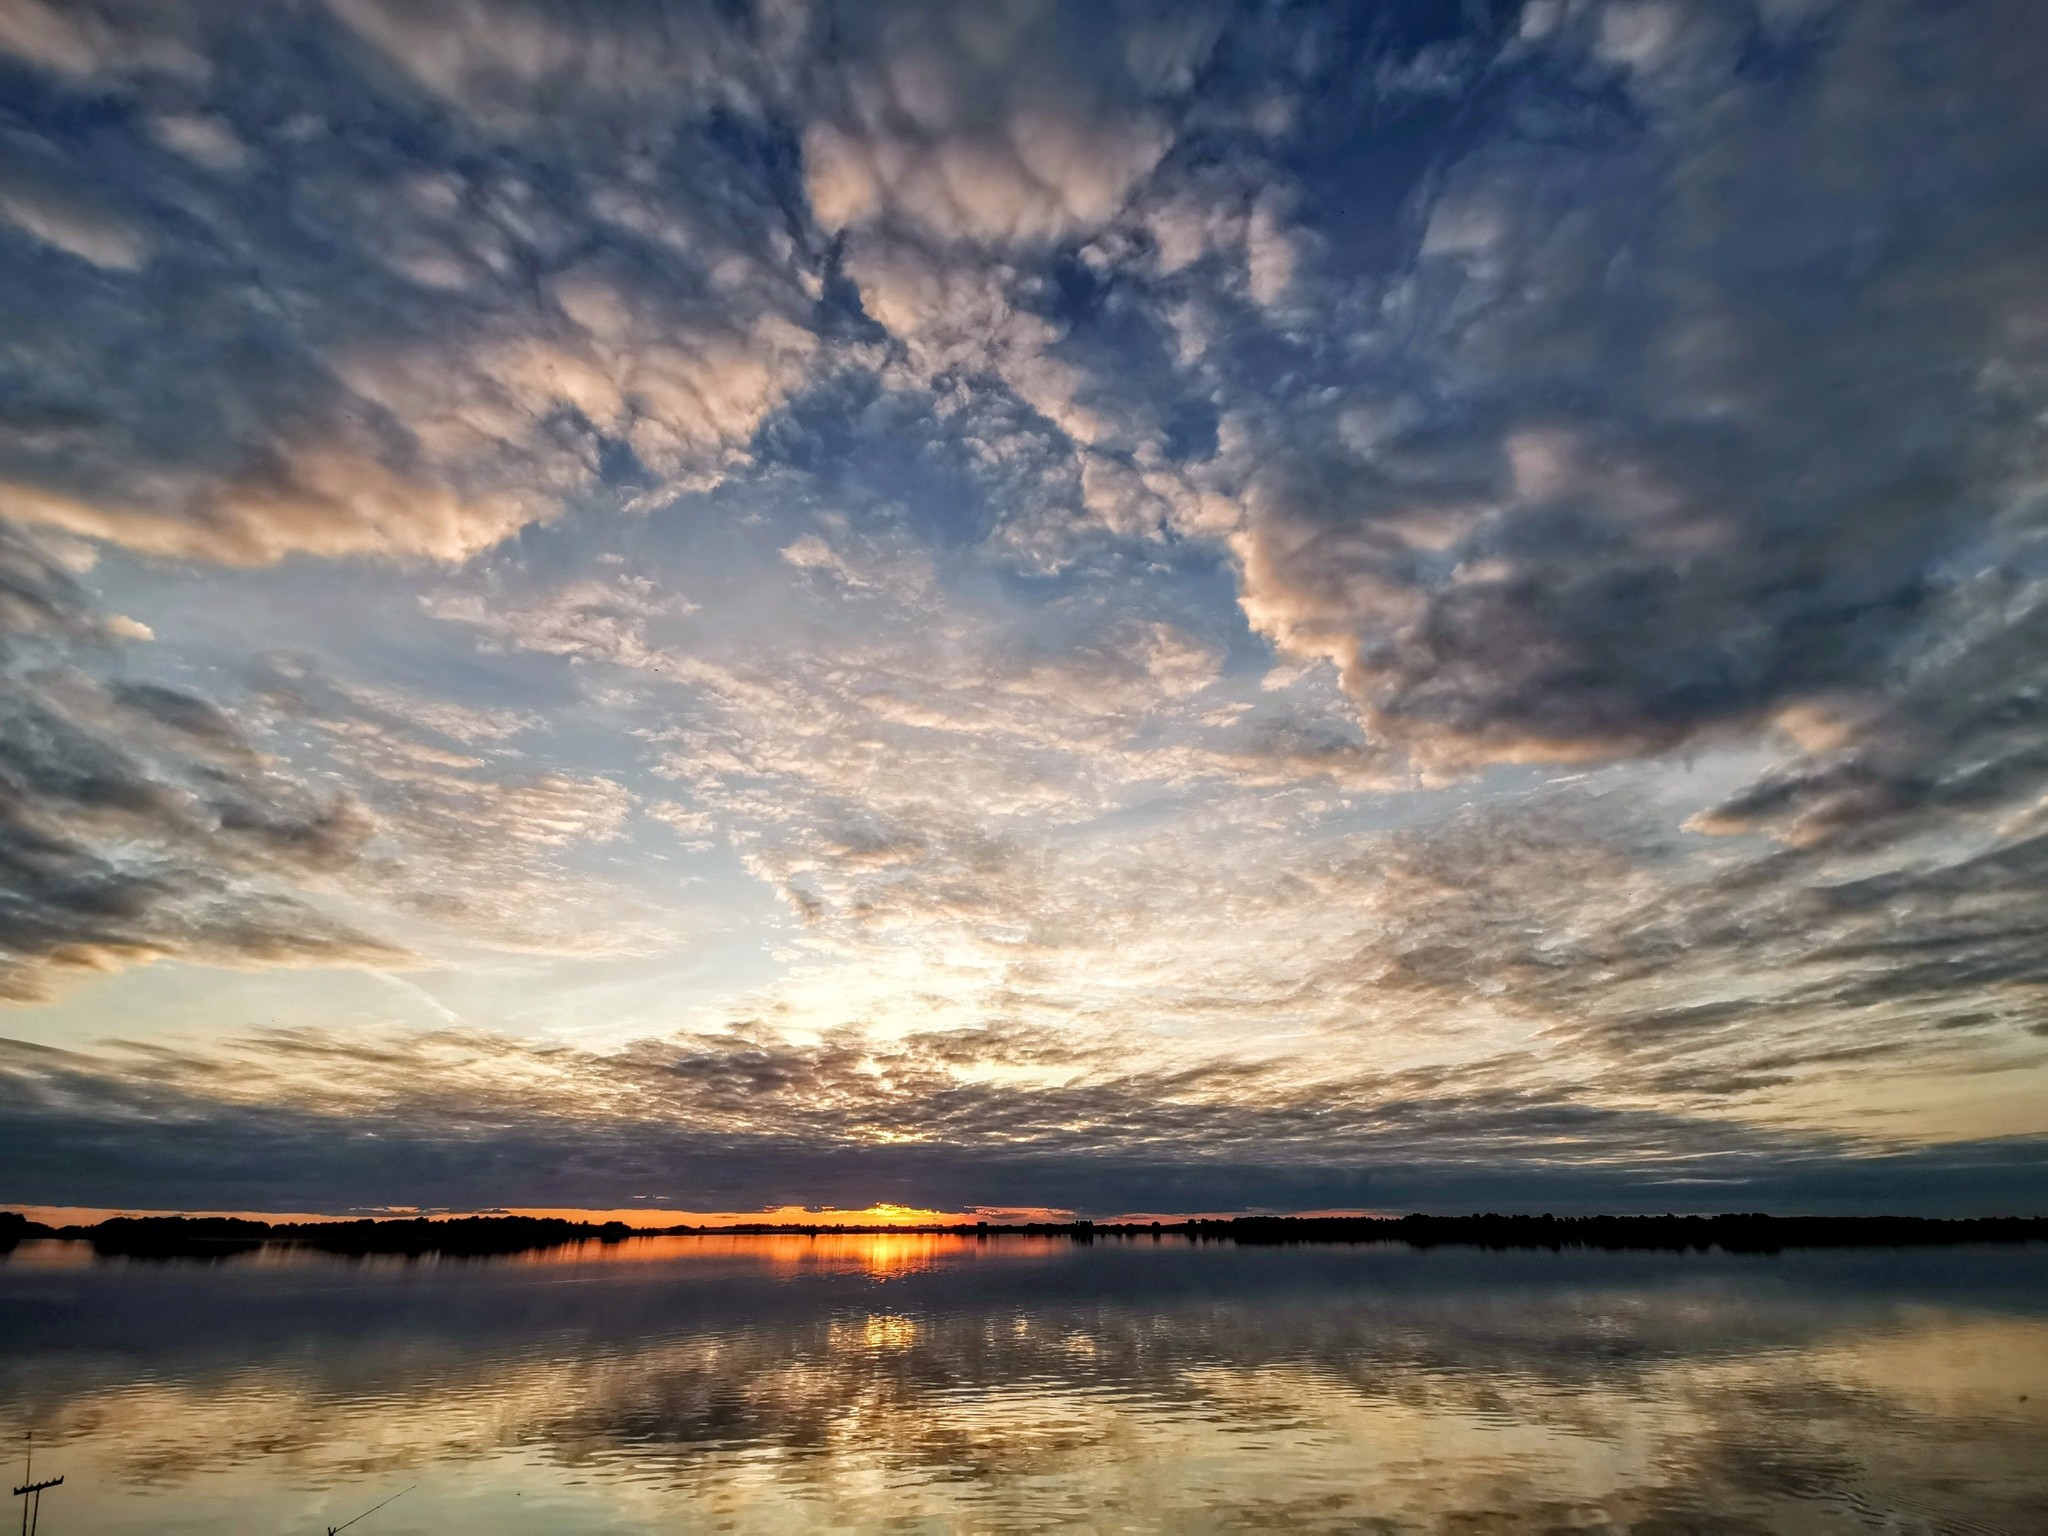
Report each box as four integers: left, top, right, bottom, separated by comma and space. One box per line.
0, 0, 2045, 1215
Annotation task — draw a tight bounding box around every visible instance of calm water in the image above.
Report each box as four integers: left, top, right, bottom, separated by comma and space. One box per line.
1, 1234, 2044, 1534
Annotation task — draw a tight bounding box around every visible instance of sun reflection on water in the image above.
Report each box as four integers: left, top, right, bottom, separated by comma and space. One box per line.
495, 1230, 1068, 1279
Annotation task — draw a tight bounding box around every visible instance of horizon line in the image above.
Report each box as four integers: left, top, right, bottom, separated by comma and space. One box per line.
12, 1208, 2048, 1233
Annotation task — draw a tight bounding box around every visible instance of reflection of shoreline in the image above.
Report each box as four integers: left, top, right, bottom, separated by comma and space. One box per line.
4, 1210, 2046, 1265
0, 1229, 1084, 1276
2, 1244, 2043, 1535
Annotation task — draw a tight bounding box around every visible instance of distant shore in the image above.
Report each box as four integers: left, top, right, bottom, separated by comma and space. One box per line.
4, 1210, 2045, 1259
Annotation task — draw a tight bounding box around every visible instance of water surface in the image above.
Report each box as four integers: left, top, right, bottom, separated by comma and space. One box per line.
2, 1234, 2043, 1533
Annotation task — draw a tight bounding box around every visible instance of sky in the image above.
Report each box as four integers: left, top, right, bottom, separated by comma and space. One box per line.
2, 0, 2046, 1221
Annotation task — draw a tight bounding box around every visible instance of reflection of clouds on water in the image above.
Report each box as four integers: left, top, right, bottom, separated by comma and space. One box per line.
0, 1240, 2044, 1533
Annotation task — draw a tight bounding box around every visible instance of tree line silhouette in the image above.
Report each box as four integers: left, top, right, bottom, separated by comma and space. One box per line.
4, 1209, 2044, 1260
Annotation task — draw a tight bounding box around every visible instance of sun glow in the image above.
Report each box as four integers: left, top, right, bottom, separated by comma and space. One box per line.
506, 1202, 1046, 1228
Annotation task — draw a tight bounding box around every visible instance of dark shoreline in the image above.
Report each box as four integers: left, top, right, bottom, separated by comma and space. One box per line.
4, 1210, 2046, 1260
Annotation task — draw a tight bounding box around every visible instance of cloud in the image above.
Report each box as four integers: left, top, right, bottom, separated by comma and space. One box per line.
0, 0, 203, 79
0, 0, 2042, 1217
792, 7, 1274, 570
325, 0, 800, 127
1269, 771, 2048, 1118
8, 1018, 2042, 1214
421, 574, 690, 670
0, 525, 682, 1000
0, 526, 404, 1001
800, 4, 1192, 247
0, 2, 827, 568
0, 0, 106, 76
2, 453, 539, 568
1688, 577, 2048, 851
0, 177, 149, 269
1220, 0, 2048, 777
417, 556, 1442, 1049
145, 112, 250, 173
247, 656, 661, 956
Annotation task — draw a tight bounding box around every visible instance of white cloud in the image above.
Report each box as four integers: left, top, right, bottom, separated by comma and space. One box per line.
148, 112, 250, 172
0, 179, 148, 269
802, 15, 1175, 247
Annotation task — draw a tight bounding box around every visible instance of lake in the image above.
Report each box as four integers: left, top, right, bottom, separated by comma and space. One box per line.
2, 1233, 2043, 1533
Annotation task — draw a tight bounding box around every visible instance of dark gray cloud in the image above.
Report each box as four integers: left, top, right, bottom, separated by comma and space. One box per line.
1691, 576, 2048, 851
1228, 0, 2048, 774
1284, 778, 2048, 1107
3, 1022, 2043, 1214
0, 526, 402, 1000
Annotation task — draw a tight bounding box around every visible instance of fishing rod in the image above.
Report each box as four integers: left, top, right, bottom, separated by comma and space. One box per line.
325, 1484, 414, 1536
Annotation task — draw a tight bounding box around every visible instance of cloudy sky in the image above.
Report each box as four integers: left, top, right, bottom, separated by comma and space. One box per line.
2, 0, 2046, 1220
